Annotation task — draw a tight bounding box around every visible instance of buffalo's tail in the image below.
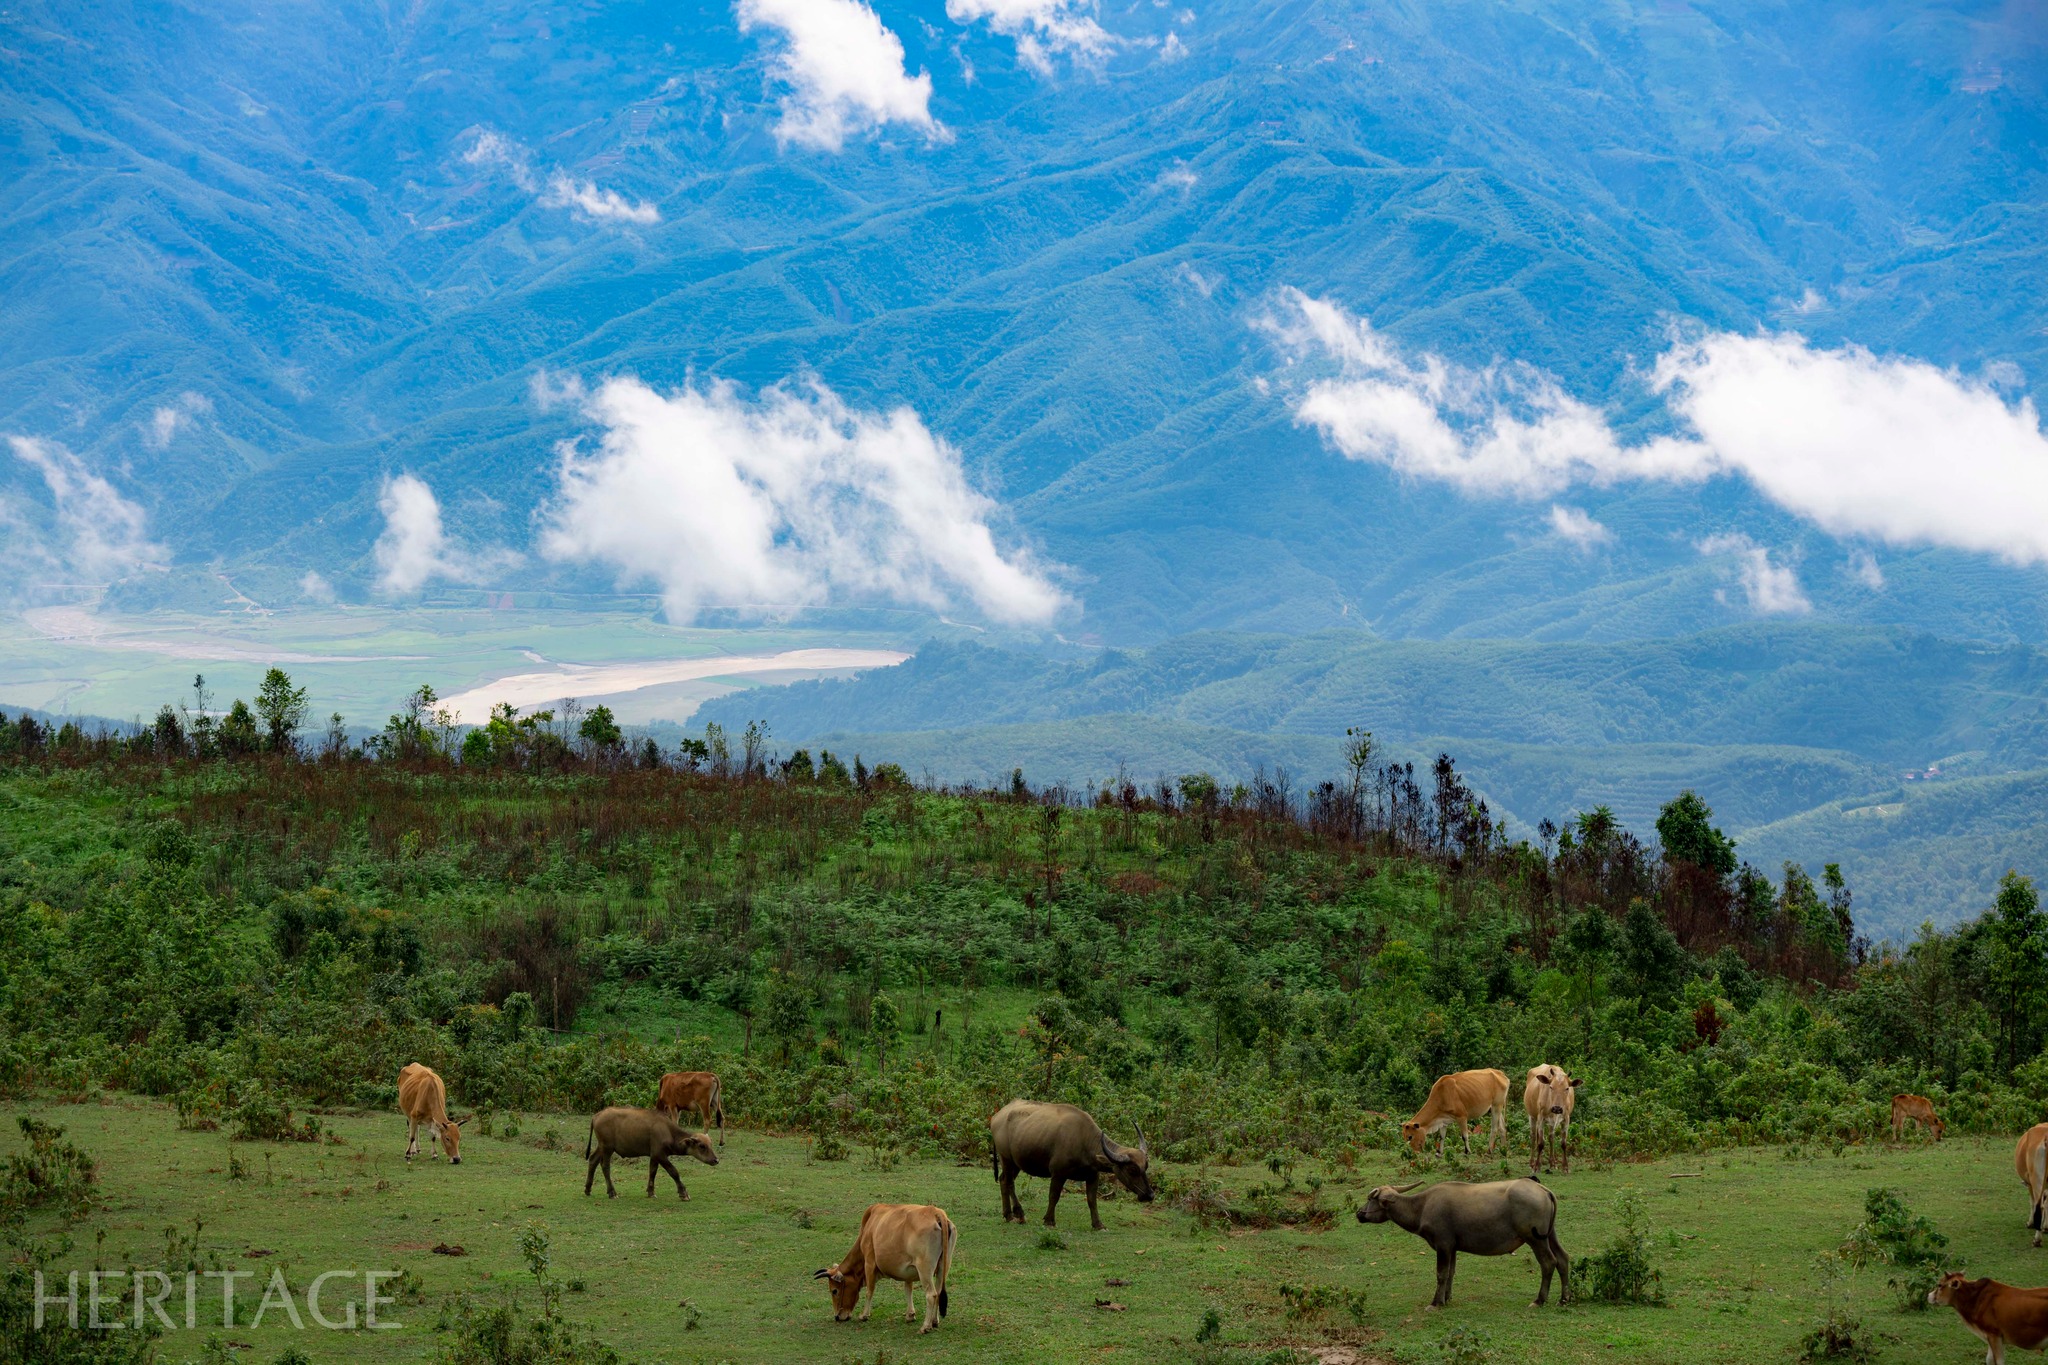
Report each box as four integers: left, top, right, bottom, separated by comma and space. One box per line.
583, 1122, 594, 1162
990, 1138, 999, 1184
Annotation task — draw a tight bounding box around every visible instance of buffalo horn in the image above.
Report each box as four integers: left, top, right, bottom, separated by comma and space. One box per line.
1389, 1180, 1424, 1193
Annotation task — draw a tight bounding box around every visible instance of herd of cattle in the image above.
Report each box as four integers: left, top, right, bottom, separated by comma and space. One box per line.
392, 1061, 2048, 1358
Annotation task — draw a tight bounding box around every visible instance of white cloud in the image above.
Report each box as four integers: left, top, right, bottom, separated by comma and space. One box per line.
539, 373, 1068, 625
539, 173, 660, 225
736, 0, 944, 151
1268, 290, 1705, 498
1172, 261, 1217, 299
946, 0, 1117, 74
298, 569, 337, 603
1273, 290, 2048, 571
144, 391, 212, 451
1846, 547, 1885, 590
1548, 504, 1613, 551
1156, 163, 1197, 194
6, 435, 165, 579
1160, 30, 1187, 61
1698, 533, 1811, 615
373, 474, 515, 595
464, 131, 658, 225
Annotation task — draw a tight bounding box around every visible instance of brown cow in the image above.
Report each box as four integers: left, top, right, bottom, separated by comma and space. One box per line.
1523, 1065, 1581, 1174
1891, 1093, 1945, 1143
1929, 1271, 2048, 1364
583, 1107, 718, 1199
656, 1071, 726, 1147
2020, 1125, 2048, 1247
1403, 1069, 1511, 1157
814, 1203, 957, 1333
397, 1063, 463, 1165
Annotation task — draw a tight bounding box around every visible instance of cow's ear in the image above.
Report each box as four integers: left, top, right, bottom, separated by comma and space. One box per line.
1570, 1078, 1583, 1087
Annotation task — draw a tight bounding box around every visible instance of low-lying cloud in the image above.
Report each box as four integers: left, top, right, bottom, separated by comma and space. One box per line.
538, 373, 1067, 625
373, 474, 517, 595
947, 0, 1117, 73
1272, 289, 2048, 569
1548, 505, 1613, 551
144, 391, 212, 451
737, 0, 943, 151
464, 131, 659, 225
6, 435, 164, 580
1698, 533, 1811, 615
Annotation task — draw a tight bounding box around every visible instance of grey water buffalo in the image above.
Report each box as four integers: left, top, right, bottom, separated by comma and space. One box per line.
814, 1203, 957, 1333
398, 1063, 465, 1164
988, 1099, 1153, 1230
583, 1106, 718, 1199
1356, 1178, 1569, 1308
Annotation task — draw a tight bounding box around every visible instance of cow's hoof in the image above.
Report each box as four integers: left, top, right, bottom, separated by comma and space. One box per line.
680, 1191, 690, 1201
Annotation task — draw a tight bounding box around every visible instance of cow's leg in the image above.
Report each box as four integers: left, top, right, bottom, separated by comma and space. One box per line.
1560, 1118, 1571, 1174
1044, 1175, 1067, 1227
583, 1154, 597, 1196
904, 1279, 918, 1323
405, 1116, 419, 1159
1431, 1246, 1457, 1308
602, 1152, 617, 1198
859, 1250, 878, 1322
1085, 1175, 1103, 1231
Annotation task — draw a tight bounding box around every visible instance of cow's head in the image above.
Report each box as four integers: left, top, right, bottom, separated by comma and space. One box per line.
438, 1115, 467, 1164
669, 1130, 719, 1167
1355, 1181, 1422, 1223
1400, 1120, 1426, 1153
1928, 1271, 1968, 1307
814, 1262, 866, 1320
1103, 1124, 1153, 1202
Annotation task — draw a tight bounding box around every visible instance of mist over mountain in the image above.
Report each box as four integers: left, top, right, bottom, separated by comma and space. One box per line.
4, 0, 2046, 928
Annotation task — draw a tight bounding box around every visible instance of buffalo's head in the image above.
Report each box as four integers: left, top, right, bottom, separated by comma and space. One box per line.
669, 1131, 719, 1167
814, 1263, 865, 1320
1103, 1124, 1154, 1202
1928, 1271, 1967, 1308
1356, 1181, 1421, 1223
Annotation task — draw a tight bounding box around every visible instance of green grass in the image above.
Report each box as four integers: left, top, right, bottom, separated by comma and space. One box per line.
18, 1100, 2044, 1363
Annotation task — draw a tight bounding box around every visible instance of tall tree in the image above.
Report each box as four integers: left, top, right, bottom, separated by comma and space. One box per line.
1985, 871, 2048, 1077
254, 668, 310, 754
1655, 790, 1737, 881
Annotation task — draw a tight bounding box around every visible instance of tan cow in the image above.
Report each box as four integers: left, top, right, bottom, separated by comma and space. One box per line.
397, 1063, 463, 1165
656, 1071, 726, 1147
814, 1203, 957, 1333
1930, 1271, 2048, 1364
1403, 1069, 1511, 1157
1891, 1093, 1944, 1143
1523, 1065, 1581, 1174
2020, 1124, 2048, 1247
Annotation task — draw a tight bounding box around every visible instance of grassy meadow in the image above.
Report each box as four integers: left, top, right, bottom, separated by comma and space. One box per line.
17, 1098, 2043, 1365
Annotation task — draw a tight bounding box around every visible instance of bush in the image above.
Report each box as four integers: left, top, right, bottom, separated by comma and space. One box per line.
1, 1117, 98, 1220
229, 1087, 321, 1143
1572, 1190, 1665, 1305
1842, 1187, 1951, 1311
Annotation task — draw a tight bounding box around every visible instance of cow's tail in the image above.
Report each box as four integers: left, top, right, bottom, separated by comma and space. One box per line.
2033, 1140, 2046, 1230
936, 1213, 956, 1319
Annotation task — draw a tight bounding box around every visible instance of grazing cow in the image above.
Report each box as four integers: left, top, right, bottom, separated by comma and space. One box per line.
583, 1106, 718, 1200
1929, 1271, 2048, 1364
655, 1071, 727, 1147
1402, 1069, 1512, 1157
1356, 1178, 1569, 1308
1524, 1065, 1581, 1175
2020, 1125, 2048, 1247
813, 1203, 957, 1333
1891, 1093, 1945, 1143
988, 1099, 1153, 1230
397, 1063, 463, 1165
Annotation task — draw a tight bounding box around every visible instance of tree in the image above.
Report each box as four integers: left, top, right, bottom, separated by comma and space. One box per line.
576, 704, 622, 755
1985, 871, 2048, 1077
254, 668, 310, 754
870, 991, 900, 1076
216, 699, 260, 756
762, 969, 812, 1064
1655, 790, 1737, 881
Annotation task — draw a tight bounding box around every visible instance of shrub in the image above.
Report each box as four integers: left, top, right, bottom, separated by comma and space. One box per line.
1842, 1187, 1951, 1311
229, 1087, 321, 1143
1572, 1190, 1665, 1305
1, 1117, 98, 1220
